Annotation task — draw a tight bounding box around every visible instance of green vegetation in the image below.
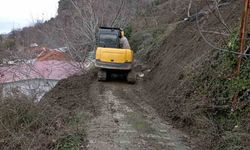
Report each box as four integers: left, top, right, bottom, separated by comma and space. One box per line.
153, 0, 161, 6
194, 30, 250, 106
56, 133, 85, 150
191, 29, 250, 149
124, 25, 133, 40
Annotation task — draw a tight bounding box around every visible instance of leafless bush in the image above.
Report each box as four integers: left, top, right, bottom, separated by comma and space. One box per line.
193, 0, 248, 56
0, 96, 60, 149
0, 94, 86, 149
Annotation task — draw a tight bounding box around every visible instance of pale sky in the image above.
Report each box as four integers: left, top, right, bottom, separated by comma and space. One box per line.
0, 0, 59, 34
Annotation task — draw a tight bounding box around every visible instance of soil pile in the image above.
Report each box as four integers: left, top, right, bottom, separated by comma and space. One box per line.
43, 68, 99, 115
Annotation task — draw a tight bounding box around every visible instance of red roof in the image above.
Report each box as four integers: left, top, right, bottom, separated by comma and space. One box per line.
36, 49, 71, 61
0, 61, 85, 83
0, 47, 88, 84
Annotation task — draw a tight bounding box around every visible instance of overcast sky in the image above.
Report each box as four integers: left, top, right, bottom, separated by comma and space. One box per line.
0, 0, 59, 34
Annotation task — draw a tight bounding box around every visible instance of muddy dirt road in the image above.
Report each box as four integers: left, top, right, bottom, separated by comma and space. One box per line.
86, 80, 191, 150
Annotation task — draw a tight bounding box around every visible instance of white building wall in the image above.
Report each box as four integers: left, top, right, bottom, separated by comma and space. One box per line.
1, 79, 58, 102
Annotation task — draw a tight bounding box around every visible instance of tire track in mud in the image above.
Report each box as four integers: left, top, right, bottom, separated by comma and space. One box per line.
86, 81, 190, 150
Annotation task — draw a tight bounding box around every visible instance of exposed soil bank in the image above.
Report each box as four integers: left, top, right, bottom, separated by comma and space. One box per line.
136, 1, 246, 149
43, 69, 100, 115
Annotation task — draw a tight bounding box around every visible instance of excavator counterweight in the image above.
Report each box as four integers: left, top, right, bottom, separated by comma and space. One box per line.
95, 27, 136, 83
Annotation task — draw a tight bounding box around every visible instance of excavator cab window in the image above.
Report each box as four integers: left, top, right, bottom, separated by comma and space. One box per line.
98, 27, 121, 48
99, 34, 119, 48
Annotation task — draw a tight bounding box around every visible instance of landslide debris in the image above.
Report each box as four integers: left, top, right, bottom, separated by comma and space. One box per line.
43, 68, 99, 115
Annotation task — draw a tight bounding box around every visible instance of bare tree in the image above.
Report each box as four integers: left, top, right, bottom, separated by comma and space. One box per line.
194, 0, 250, 56
55, 0, 137, 62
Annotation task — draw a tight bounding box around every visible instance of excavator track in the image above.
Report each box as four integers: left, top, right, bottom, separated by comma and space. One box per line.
127, 71, 136, 84
98, 70, 107, 81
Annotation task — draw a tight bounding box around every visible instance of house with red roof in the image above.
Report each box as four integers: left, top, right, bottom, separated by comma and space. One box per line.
0, 47, 92, 101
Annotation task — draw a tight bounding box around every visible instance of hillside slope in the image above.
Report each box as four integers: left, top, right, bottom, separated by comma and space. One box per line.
130, 0, 249, 149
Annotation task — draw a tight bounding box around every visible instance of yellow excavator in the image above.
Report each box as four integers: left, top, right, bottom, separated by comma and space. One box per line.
95, 27, 136, 83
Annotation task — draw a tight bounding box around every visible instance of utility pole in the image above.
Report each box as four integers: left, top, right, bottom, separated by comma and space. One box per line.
235, 0, 250, 75
232, 0, 250, 110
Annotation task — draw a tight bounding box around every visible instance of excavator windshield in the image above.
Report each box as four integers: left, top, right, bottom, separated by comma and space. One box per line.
98, 27, 121, 48
99, 34, 119, 48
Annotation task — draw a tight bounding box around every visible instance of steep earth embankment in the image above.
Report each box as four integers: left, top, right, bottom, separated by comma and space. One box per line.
133, 0, 246, 149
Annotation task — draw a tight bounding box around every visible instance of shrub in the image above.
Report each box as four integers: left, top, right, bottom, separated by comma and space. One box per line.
0, 95, 87, 149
